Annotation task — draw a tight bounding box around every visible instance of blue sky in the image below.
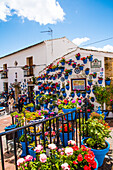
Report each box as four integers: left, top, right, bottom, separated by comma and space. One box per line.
0, 0, 113, 57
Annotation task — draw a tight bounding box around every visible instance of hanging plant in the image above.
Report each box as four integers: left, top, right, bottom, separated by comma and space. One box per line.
59, 57, 66, 65
75, 53, 80, 60
85, 68, 90, 75
87, 54, 93, 61
81, 57, 87, 64
93, 72, 97, 79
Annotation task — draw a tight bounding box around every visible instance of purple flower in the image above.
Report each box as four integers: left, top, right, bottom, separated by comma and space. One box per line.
72, 99, 75, 103
78, 100, 81, 103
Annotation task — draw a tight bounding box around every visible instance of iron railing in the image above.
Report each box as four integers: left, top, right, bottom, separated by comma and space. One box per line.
0, 110, 88, 170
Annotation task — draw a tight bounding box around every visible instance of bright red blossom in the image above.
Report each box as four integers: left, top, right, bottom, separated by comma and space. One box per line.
77, 154, 83, 162
73, 161, 78, 165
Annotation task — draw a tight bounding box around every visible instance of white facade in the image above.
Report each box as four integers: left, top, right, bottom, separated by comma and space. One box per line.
0, 37, 76, 93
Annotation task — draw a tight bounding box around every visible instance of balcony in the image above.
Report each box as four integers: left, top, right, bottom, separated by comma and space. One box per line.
24, 69, 34, 77
1, 71, 8, 79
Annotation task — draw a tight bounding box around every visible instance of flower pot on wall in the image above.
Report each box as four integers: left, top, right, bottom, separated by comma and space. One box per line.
65, 75, 68, 79
98, 80, 103, 84
71, 93, 75, 98
82, 93, 86, 98
79, 66, 83, 70
88, 81, 92, 86
85, 70, 89, 75
66, 85, 70, 90
76, 92, 80, 97
83, 59, 87, 64
89, 56, 93, 61
76, 56, 80, 60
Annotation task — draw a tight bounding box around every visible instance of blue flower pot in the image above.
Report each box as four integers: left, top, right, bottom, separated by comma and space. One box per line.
57, 91, 60, 96
30, 107, 35, 112
66, 85, 70, 90
71, 93, 75, 98
76, 92, 80, 97
91, 98, 95, 102
105, 80, 111, 86
61, 62, 65, 65
103, 111, 108, 120
29, 147, 36, 161
81, 138, 110, 167
86, 90, 91, 94
43, 104, 48, 108
21, 142, 29, 157
59, 129, 75, 147
46, 70, 50, 74
89, 56, 93, 61
63, 93, 67, 97
58, 74, 62, 79
83, 59, 87, 64
61, 88, 65, 92
76, 56, 80, 60
57, 86, 60, 90
5, 124, 17, 130
79, 66, 83, 70
98, 80, 103, 84
65, 75, 68, 79
69, 70, 72, 75
82, 93, 86, 98
63, 108, 76, 121
88, 81, 92, 86
85, 70, 89, 75
72, 64, 76, 68
53, 77, 56, 80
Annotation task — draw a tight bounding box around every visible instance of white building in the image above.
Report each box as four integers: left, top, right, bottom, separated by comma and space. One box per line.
0, 37, 76, 100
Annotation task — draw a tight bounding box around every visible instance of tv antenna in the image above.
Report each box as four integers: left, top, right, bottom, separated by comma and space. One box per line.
41, 27, 53, 57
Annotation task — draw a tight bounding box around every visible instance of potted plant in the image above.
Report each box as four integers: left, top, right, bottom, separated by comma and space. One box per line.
81, 57, 87, 64
87, 54, 93, 61
66, 81, 70, 90
17, 142, 98, 170
85, 68, 90, 75
98, 77, 103, 84
105, 77, 111, 86
79, 64, 84, 70
59, 123, 75, 146
71, 62, 76, 68
70, 91, 75, 98
62, 99, 78, 120
94, 85, 110, 110
81, 91, 86, 98
75, 53, 81, 60
82, 112, 111, 167
75, 89, 81, 97
19, 134, 31, 157
93, 72, 97, 79
88, 79, 93, 86
60, 57, 66, 65
86, 86, 91, 94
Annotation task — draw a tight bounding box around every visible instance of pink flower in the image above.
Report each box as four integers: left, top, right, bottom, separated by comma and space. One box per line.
48, 143, 57, 150
34, 145, 43, 153
65, 147, 73, 156
61, 152, 64, 155
25, 155, 33, 162
61, 163, 70, 170
110, 99, 112, 102
68, 140, 76, 145
45, 132, 48, 136
72, 99, 75, 103
58, 148, 61, 152
52, 131, 56, 136
15, 115, 18, 118
78, 100, 81, 103
17, 158, 25, 166
39, 153, 47, 163
38, 112, 41, 116
34, 158, 36, 161
50, 112, 54, 114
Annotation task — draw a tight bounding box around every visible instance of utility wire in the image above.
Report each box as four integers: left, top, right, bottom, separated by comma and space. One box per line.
82, 37, 113, 47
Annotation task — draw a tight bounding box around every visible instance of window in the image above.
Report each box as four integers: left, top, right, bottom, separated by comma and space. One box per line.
3, 82, 8, 92
26, 56, 33, 76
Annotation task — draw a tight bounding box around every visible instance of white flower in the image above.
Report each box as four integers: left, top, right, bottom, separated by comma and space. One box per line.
65, 147, 73, 156
48, 143, 57, 150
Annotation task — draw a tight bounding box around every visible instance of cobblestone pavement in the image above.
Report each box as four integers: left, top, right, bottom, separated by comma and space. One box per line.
0, 112, 113, 170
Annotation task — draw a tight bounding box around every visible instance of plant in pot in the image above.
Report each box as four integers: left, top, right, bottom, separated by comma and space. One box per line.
79, 64, 84, 70
70, 91, 75, 98
71, 62, 76, 68
88, 79, 93, 86
86, 86, 91, 94
60, 57, 66, 65
81, 57, 87, 64
62, 99, 78, 120
87, 54, 93, 61
94, 85, 110, 110
81, 91, 86, 98
19, 134, 31, 157
17, 141, 98, 170
59, 123, 75, 147
81, 112, 111, 167
105, 77, 111, 86
93, 72, 97, 79
85, 68, 90, 75
98, 76, 103, 84
75, 89, 81, 97
75, 53, 81, 60
66, 80, 70, 90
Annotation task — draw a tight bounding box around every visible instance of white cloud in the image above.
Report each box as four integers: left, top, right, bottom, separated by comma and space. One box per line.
85, 44, 113, 52
72, 37, 90, 46
0, 0, 65, 25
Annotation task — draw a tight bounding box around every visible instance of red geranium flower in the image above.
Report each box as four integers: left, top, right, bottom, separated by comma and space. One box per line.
77, 154, 83, 162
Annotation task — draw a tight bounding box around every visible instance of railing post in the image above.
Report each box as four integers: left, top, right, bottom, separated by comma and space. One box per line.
13, 132, 18, 170
0, 136, 5, 170
79, 110, 81, 148
24, 128, 28, 155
